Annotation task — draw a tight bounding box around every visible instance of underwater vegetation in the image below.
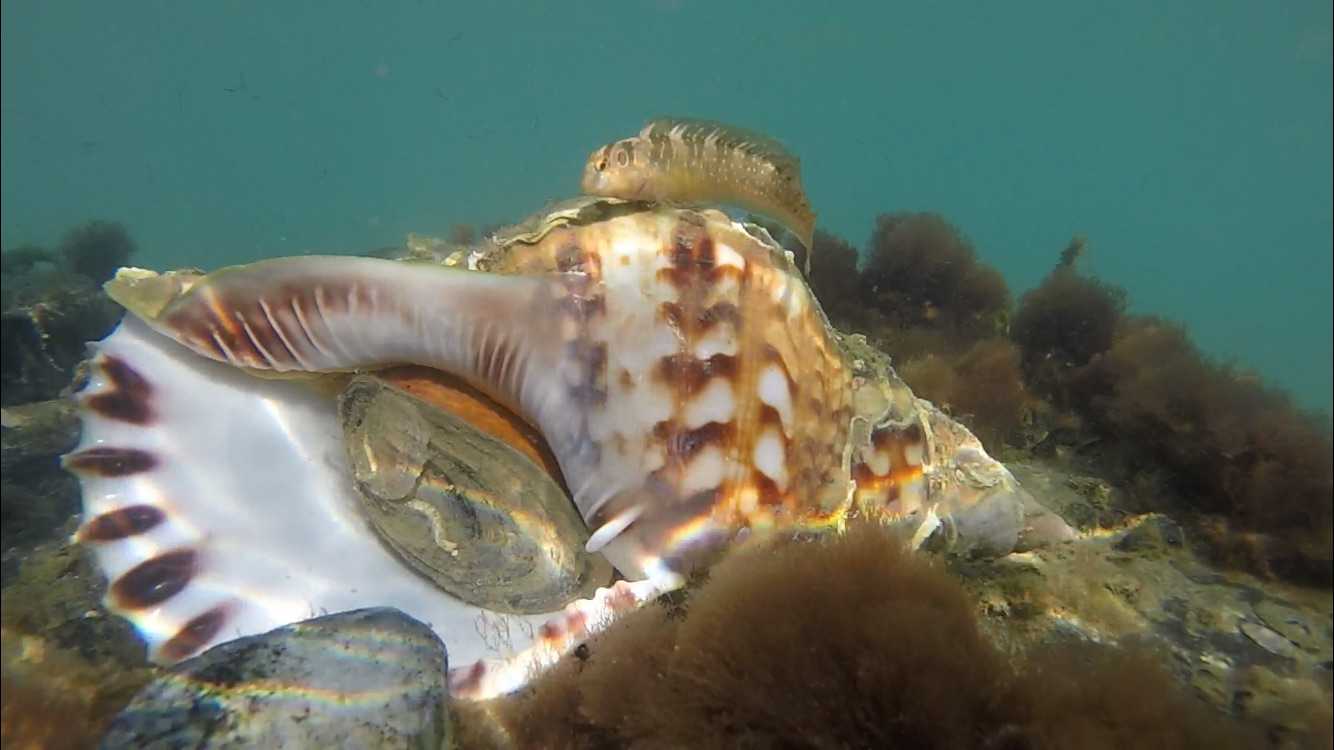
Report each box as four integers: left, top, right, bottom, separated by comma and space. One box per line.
458, 523, 1262, 749
898, 337, 1030, 449
1, 529, 155, 750
1, 400, 81, 556
792, 228, 863, 324
0, 245, 57, 278
2, 220, 137, 573
56, 220, 137, 285
785, 214, 1332, 587
1, 220, 134, 406
1071, 316, 1334, 584
1005, 246, 1332, 584
1011, 235, 1127, 404
859, 211, 1010, 347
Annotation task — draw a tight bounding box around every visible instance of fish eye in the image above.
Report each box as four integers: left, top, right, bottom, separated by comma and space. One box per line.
596, 158, 607, 171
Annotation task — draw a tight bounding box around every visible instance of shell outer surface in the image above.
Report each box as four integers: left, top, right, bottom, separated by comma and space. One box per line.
478, 201, 856, 575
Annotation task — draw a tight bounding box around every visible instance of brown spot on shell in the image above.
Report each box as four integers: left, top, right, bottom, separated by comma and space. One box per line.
698, 302, 741, 332
555, 243, 604, 278
757, 404, 785, 430
659, 301, 738, 335
656, 231, 742, 289
64, 447, 157, 477
77, 504, 165, 542
671, 227, 715, 270
659, 301, 685, 330
557, 292, 606, 322
158, 604, 229, 662
656, 420, 736, 463
762, 344, 797, 389
853, 422, 928, 504
872, 421, 925, 453
85, 355, 154, 424
110, 548, 197, 610
752, 473, 785, 507
566, 340, 608, 406
656, 353, 738, 393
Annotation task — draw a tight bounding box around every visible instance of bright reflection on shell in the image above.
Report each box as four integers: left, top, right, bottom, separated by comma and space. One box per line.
339, 368, 612, 615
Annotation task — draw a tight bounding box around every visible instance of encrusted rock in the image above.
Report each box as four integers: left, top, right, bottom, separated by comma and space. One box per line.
1, 267, 121, 406
1, 527, 153, 748
1252, 599, 1331, 658
1113, 513, 1184, 553
1, 399, 82, 554
100, 608, 450, 749
1240, 621, 1299, 659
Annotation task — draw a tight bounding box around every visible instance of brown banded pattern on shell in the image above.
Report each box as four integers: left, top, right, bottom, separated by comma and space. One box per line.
340, 373, 612, 614
480, 206, 854, 571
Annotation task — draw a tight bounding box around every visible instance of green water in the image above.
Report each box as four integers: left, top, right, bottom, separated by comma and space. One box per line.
3, 1, 1330, 414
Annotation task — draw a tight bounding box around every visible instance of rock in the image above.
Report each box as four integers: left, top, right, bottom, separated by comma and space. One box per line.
1189, 652, 1234, 708
957, 455, 1332, 741
100, 608, 450, 749
1253, 600, 1331, 658
1065, 476, 1113, 510
1, 526, 144, 664
1, 399, 82, 554
1, 399, 81, 473
1015, 492, 1078, 551
1233, 665, 1333, 740
1113, 513, 1184, 553
1005, 462, 1116, 531
1, 268, 122, 407
929, 483, 1026, 559
1, 527, 154, 748
1240, 621, 1299, 659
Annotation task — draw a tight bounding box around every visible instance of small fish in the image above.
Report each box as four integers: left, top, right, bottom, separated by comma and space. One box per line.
581, 117, 817, 271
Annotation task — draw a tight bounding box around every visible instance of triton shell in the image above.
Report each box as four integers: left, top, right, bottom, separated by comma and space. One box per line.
71, 196, 1059, 700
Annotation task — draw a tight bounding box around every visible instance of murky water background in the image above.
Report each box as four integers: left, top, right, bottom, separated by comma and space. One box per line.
3, 2, 1330, 414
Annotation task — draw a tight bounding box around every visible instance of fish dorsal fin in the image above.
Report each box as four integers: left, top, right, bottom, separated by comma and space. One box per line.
639, 117, 803, 177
